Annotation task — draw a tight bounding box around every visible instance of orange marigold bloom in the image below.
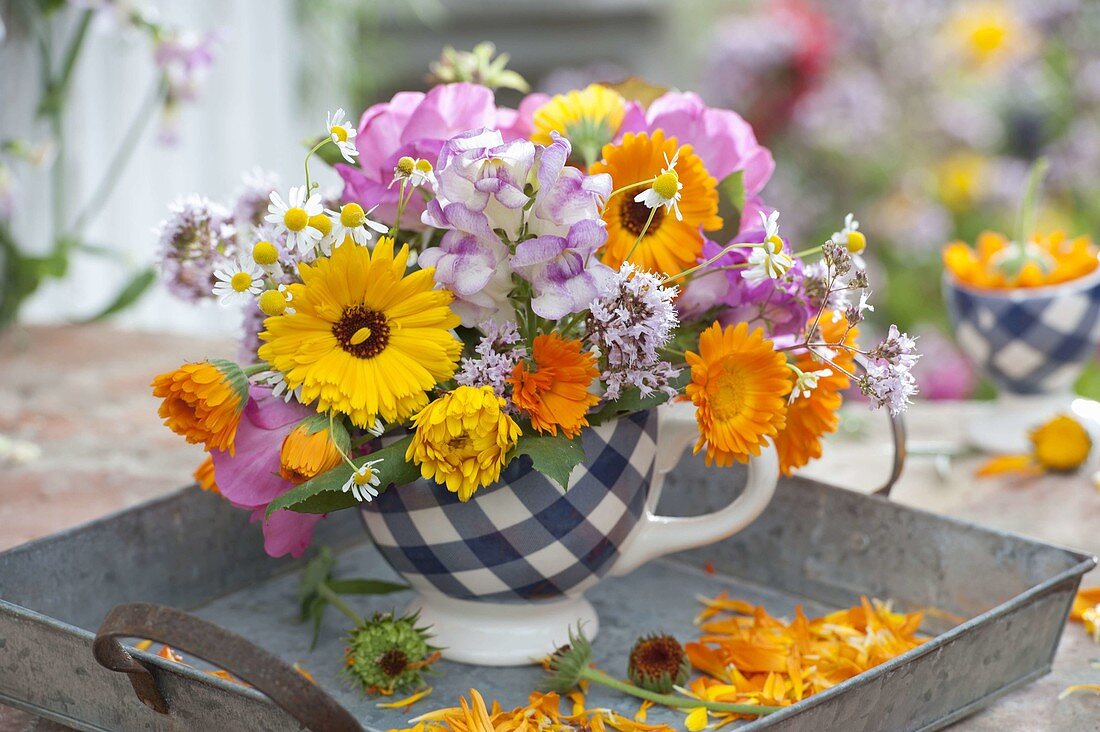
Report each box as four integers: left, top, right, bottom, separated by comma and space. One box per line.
279, 418, 346, 484
510, 333, 600, 439
685, 322, 790, 467
194, 454, 219, 494
774, 314, 857, 475
151, 360, 248, 455
942, 229, 1099, 289
591, 130, 722, 278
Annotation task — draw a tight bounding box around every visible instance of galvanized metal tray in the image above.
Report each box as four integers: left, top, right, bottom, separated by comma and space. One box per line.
0, 449, 1093, 731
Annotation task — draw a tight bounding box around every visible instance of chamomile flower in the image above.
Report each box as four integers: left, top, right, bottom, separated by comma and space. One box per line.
742, 210, 794, 284
832, 213, 863, 251
633, 150, 683, 221
391, 156, 436, 189
212, 257, 264, 306
257, 284, 295, 317
251, 238, 284, 277
330, 202, 388, 247
790, 366, 834, 402
342, 458, 384, 503
265, 186, 323, 255
326, 108, 359, 164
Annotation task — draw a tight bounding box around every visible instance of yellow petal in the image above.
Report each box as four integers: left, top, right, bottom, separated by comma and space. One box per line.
685, 707, 709, 731
377, 686, 433, 709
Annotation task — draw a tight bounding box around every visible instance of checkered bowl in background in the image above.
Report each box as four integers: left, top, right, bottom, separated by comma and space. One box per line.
944, 268, 1100, 395
360, 410, 657, 602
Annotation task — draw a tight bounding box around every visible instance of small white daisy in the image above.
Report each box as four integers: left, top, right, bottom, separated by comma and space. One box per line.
264, 186, 323, 255
390, 156, 437, 189
743, 210, 794, 284
212, 257, 264, 306
633, 150, 683, 221
330, 202, 389, 247
326, 108, 359, 164
341, 458, 384, 503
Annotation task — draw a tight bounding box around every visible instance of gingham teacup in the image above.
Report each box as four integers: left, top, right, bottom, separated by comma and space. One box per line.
360, 402, 778, 666
943, 269, 1100, 395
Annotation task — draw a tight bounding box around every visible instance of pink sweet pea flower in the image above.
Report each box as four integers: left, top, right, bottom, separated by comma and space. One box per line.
336, 83, 498, 229
210, 386, 321, 558
619, 91, 775, 235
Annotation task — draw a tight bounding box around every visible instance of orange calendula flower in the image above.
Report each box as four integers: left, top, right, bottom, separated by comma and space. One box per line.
592, 130, 721, 278
774, 313, 857, 475
1070, 586, 1100, 643
686, 322, 791, 467
976, 413, 1092, 478
279, 416, 347, 484
194, 455, 219, 494
510, 333, 600, 439
151, 359, 249, 455
943, 230, 1099, 290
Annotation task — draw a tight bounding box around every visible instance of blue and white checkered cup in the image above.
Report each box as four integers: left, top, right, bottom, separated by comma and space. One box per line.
944, 269, 1100, 452
360, 402, 779, 666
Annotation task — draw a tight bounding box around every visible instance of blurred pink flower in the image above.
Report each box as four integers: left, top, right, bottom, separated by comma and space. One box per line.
912, 328, 977, 400
210, 386, 321, 558
336, 83, 499, 228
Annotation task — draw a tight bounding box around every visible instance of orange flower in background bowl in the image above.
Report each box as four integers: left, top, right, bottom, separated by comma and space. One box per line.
942, 230, 1099, 290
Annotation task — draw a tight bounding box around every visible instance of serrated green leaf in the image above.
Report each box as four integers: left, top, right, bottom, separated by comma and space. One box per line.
268, 434, 418, 517
508, 432, 586, 491
78, 268, 156, 323
326, 578, 408, 595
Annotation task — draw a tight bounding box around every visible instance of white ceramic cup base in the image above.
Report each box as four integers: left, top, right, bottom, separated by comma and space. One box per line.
965, 391, 1076, 453
408, 592, 598, 666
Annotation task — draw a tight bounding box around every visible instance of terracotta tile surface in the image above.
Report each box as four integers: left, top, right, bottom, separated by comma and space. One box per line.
0, 326, 1096, 730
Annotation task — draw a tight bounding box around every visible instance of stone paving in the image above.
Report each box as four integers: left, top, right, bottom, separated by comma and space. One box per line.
0, 325, 1096, 730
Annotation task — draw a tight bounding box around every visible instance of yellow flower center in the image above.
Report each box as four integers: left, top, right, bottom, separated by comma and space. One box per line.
284, 207, 309, 232
969, 22, 1008, 56
652, 171, 679, 201
396, 156, 415, 177
230, 271, 254, 293
258, 289, 287, 316
1031, 415, 1091, 472
341, 203, 366, 228
330, 125, 349, 142
414, 159, 433, 174
710, 365, 747, 421
765, 235, 784, 255
846, 231, 867, 254
308, 213, 332, 237
252, 240, 279, 266
353, 467, 375, 486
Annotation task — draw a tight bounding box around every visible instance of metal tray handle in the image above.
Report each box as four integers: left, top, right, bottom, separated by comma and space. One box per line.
93, 602, 361, 732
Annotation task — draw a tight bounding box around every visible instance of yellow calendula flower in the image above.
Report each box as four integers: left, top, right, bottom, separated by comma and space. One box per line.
406, 386, 521, 502
258, 237, 462, 428
151, 360, 249, 455
532, 84, 626, 165
976, 414, 1092, 477
944, 1, 1032, 68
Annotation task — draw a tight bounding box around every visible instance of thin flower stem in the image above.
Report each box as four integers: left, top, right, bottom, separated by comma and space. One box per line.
675, 261, 750, 285
624, 207, 657, 263
1013, 157, 1049, 249
663, 242, 760, 285
792, 244, 823, 259
328, 412, 360, 471
242, 362, 271, 376
303, 138, 330, 193
581, 668, 781, 716
316, 581, 364, 625
70, 77, 167, 233
391, 180, 410, 236
605, 177, 656, 203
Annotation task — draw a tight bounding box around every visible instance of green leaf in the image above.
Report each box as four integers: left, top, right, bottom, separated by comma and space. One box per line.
587, 371, 691, 427
79, 268, 155, 323
307, 595, 326, 650
267, 434, 419, 517
298, 547, 335, 619
713, 170, 746, 243
326, 578, 408, 595
508, 432, 586, 491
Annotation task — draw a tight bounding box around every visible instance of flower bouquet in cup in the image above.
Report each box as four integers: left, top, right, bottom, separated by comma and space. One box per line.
151, 49, 917, 664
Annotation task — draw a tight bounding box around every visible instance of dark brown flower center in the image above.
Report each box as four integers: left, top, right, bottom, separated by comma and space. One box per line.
333, 305, 390, 359
619, 196, 665, 237
629, 635, 684, 677
377, 649, 409, 678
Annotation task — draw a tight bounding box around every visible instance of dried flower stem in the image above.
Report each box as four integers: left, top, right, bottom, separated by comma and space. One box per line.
580, 667, 782, 716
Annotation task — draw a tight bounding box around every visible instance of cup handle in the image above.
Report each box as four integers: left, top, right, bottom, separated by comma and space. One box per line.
609, 401, 779, 577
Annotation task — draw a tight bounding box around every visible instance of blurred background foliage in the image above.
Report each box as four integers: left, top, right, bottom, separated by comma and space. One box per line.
299, 0, 1100, 400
